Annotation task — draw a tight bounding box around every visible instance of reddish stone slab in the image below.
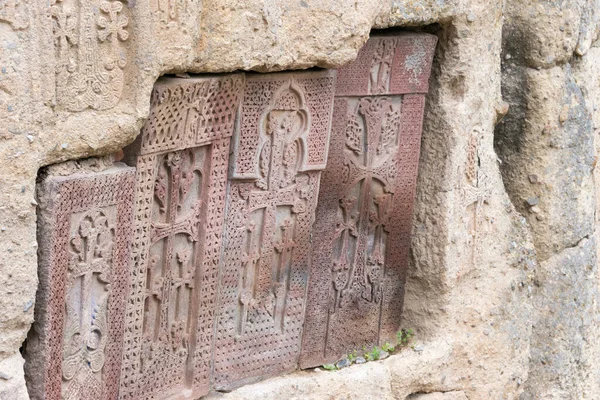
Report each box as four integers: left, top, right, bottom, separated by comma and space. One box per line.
300, 34, 437, 368
214, 70, 335, 389
119, 74, 244, 399
24, 165, 135, 400
335, 33, 437, 97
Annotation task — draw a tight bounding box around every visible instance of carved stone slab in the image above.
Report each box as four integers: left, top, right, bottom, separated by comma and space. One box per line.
214, 70, 335, 389
25, 164, 135, 400
335, 34, 437, 97
119, 74, 244, 399
300, 33, 437, 368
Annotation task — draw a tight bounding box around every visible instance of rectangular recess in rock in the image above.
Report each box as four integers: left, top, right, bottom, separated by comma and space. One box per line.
24, 164, 135, 400
214, 70, 335, 389
300, 33, 437, 368
118, 74, 244, 400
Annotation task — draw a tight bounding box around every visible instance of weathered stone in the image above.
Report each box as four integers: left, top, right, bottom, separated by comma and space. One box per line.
300, 34, 436, 369
118, 74, 244, 399
23, 163, 136, 400
214, 70, 335, 390
407, 391, 469, 400
521, 237, 598, 399
4, 0, 600, 398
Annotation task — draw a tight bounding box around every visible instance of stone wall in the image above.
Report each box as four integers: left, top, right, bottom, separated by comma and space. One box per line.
1, 0, 600, 399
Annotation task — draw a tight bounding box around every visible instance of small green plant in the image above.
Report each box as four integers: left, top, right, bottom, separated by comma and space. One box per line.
382, 342, 395, 353
396, 328, 415, 347
322, 363, 337, 371
369, 346, 382, 361
347, 350, 357, 363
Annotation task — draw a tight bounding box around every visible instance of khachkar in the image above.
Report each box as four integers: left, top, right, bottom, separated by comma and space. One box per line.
300, 33, 437, 368
50, 0, 130, 110
24, 164, 136, 400
118, 75, 244, 399
214, 70, 335, 389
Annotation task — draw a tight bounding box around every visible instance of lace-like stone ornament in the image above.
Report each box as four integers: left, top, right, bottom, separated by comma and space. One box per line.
214, 70, 335, 389
24, 164, 135, 400
119, 74, 244, 400
300, 33, 437, 368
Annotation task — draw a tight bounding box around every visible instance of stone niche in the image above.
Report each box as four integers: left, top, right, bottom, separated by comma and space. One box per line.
25, 32, 435, 399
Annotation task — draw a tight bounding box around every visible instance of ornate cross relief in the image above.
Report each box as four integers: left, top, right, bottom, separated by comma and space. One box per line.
300, 34, 437, 368
62, 209, 114, 399
214, 71, 335, 389
119, 74, 244, 400
24, 165, 135, 400
50, 0, 129, 111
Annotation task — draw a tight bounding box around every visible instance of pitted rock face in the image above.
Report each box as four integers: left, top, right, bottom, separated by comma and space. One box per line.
300, 34, 437, 369
118, 74, 244, 400
214, 70, 335, 390
24, 165, 136, 400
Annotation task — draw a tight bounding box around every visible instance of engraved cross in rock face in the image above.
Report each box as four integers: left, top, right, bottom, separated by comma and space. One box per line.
97, 1, 129, 43
51, 0, 77, 63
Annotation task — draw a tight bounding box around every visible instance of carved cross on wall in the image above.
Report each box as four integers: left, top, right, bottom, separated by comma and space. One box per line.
143, 149, 203, 368
370, 38, 397, 94
236, 84, 310, 335
461, 132, 492, 265
332, 97, 400, 311
63, 209, 114, 398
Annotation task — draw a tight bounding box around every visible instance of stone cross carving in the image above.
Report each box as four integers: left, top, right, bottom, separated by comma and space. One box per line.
462, 131, 492, 265
118, 74, 244, 400
300, 34, 437, 368
214, 71, 335, 390
24, 164, 135, 400
50, 0, 129, 111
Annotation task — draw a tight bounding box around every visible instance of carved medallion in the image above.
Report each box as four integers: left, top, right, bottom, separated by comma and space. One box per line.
300, 34, 437, 368
214, 71, 335, 389
119, 74, 244, 399
24, 165, 135, 400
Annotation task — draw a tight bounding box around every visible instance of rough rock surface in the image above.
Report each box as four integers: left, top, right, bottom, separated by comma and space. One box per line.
1, 0, 600, 398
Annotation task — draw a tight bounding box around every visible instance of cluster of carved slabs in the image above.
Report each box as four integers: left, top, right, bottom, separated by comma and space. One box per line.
24, 33, 437, 399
